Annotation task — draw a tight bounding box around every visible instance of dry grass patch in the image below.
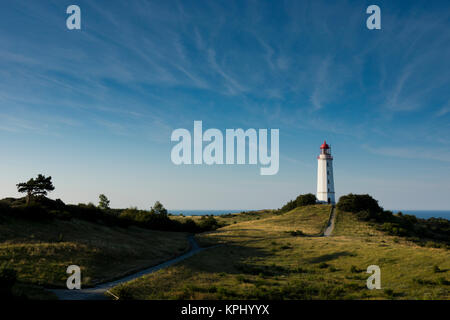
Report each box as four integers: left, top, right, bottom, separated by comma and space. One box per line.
0, 216, 189, 288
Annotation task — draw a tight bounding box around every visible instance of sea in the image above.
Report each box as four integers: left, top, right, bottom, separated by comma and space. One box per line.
169, 209, 450, 220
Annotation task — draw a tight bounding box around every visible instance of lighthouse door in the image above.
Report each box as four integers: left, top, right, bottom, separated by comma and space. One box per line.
327, 197, 330, 204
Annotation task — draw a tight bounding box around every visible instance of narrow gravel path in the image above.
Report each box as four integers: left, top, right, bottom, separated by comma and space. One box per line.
50, 235, 207, 300
323, 206, 336, 237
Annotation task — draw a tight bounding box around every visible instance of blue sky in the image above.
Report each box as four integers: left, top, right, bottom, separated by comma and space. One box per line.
0, 0, 449, 210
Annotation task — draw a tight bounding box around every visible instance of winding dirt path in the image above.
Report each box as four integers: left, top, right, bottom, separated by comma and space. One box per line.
50, 235, 208, 300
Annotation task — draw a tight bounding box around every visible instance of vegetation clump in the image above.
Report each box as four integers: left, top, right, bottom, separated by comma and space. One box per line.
336, 194, 384, 221
1, 174, 220, 233
337, 194, 450, 245
289, 230, 305, 236
279, 193, 317, 213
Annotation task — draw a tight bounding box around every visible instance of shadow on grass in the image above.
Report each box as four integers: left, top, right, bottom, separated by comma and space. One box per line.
181, 243, 271, 274
305, 251, 356, 264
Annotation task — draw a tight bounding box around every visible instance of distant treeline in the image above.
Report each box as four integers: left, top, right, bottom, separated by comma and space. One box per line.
0, 197, 220, 233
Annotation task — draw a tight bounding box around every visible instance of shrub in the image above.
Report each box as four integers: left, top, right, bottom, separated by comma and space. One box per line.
337, 194, 384, 221
289, 230, 305, 236
337, 194, 382, 213
198, 215, 220, 231
381, 222, 408, 236
384, 288, 395, 298
295, 193, 317, 207
182, 218, 198, 233
350, 265, 361, 273
278, 193, 317, 213
279, 200, 296, 213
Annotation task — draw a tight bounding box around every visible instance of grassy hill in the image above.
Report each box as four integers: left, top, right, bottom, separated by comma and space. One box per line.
0, 215, 189, 299
109, 205, 449, 300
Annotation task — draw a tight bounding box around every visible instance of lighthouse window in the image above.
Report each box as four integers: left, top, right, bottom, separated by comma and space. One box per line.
328, 179, 330, 184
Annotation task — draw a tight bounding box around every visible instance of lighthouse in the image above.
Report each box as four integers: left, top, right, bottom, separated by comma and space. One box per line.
317, 141, 335, 204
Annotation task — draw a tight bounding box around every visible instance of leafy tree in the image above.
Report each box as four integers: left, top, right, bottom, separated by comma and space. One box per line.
16, 174, 55, 205
151, 201, 168, 217
98, 194, 110, 210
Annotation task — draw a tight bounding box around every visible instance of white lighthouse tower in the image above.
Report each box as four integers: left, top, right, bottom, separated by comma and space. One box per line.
316, 141, 335, 204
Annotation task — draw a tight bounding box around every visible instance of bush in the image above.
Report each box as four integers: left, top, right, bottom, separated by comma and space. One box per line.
198, 216, 220, 231
384, 288, 395, 298
289, 230, 305, 236
295, 193, 317, 207
337, 194, 383, 220
182, 218, 198, 233
279, 193, 317, 213
279, 200, 296, 213
381, 222, 409, 236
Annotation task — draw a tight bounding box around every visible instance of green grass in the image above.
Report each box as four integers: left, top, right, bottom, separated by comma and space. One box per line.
110, 205, 449, 300
0, 215, 189, 297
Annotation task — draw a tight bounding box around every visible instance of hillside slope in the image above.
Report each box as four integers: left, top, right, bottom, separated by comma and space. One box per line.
0, 215, 189, 297
109, 205, 449, 300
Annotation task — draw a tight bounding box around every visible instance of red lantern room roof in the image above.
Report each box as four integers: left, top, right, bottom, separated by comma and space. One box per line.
320, 140, 329, 149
